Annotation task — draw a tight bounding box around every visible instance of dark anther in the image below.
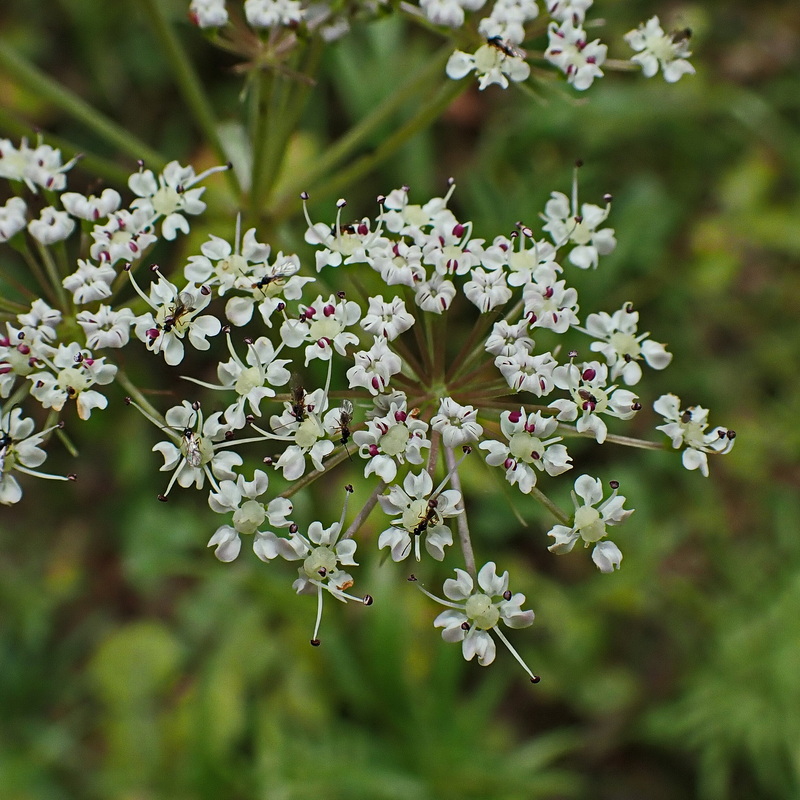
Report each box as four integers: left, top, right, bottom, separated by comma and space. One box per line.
67, 473, 77, 482
245, 414, 255, 424
200, 284, 211, 295
530, 675, 541, 684
575, 159, 584, 168
447, 176, 455, 186
150, 263, 159, 272
625, 302, 634, 313
362, 595, 374, 606
124, 396, 132, 405
460, 622, 471, 631
222, 325, 231, 335
300, 191, 309, 200
376, 195, 386, 204
336, 291, 346, 299
631, 402, 642, 411
503, 590, 512, 601
727, 430, 736, 440
603, 193, 613, 203
318, 568, 327, 577
345, 484, 354, 493
263, 456, 273, 465
407, 574, 417, 582
57, 421, 65, 429
609, 480, 620, 490
310, 639, 321, 647
157, 494, 168, 502
336, 198, 347, 208
462, 445, 472, 454
192, 400, 201, 410
289, 523, 299, 534
224, 430, 235, 440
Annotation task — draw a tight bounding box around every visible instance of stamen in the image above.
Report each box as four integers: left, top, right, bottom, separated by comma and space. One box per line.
492, 625, 540, 684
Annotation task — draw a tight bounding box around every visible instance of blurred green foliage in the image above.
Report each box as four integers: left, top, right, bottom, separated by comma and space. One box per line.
1, 0, 799, 798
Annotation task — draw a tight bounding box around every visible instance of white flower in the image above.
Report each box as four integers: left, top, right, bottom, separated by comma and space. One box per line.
28, 207, 75, 245
28, 342, 117, 420
346, 336, 403, 395
377, 470, 461, 561
414, 272, 457, 314
546, 474, 633, 572
431, 398, 483, 447
478, 0, 539, 46
464, 266, 512, 312
549, 360, 640, 444
546, 0, 592, 25
279, 293, 361, 364
352, 395, 430, 482
485, 319, 534, 357
244, 0, 304, 28
190, 0, 229, 27
479, 408, 571, 493
0, 406, 71, 504
60, 189, 121, 221
150, 401, 242, 496
263, 501, 369, 645
422, 219, 484, 277
0, 137, 77, 192
130, 273, 221, 366
541, 189, 615, 268
377, 184, 457, 245
129, 160, 222, 239
76, 305, 136, 349
420, 0, 485, 28
446, 43, 530, 91
584, 303, 672, 385
207, 470, 293, 562
654, 393, 735, 477
360, 296, 415, 340
545, 20, 606, 91
418, 562, 537, 680
62, 259, 116, 305
88, 208, 158, 266
522, 272, 579, 332
625, 17, 695, 83
494, 349, 558, 395
0, 197, 28, 242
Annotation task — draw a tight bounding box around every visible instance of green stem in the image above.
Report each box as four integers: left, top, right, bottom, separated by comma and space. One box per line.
136, 0, 230, 173
116, 369, 167, 429
272, 72, 471, 222
272, 43, 452, 207
530, 485, 570, 525
0, 41, 165, 167
558, 426, 667, 451
35, 242, 69, 311
444, 445, 476, 578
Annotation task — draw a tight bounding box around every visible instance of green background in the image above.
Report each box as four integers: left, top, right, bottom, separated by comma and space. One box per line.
1, 1, 799, 798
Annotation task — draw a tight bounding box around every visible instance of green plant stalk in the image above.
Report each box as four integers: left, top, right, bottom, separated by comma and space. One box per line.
0, 42, 165, 168
136, 0, 232, 176
272, 43, 452, 208
272, 48, 460, 220
559, 427, 666, 451
530, 485, 570, 525
251, 37, 324, 215
36, 242, 69, 311
20, 244, 58, 306
444, 444, 477, 578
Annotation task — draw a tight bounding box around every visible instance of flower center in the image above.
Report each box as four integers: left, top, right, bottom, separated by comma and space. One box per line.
379, 424, 409, 456
465, 593, 500, 629
575, 505, 606, 542
307, 316, 343, 342
234, 366, 263, 396
508, 432, 544, 463
294, 416, 321, 449
233, 499, 266, 535
609, 332, 641, 360
57, 366, 90, 395
151, 186, 182, 217
303, 546, 337, 578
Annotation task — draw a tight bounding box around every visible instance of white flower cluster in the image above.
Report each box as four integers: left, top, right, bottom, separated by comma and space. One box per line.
0, 130, 734, 677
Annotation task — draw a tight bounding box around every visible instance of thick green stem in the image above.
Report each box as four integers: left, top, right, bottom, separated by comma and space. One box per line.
272, 74, 471, 222
0, 41, 164, 167
136, 0, 231, 174
530, 486, 570, 525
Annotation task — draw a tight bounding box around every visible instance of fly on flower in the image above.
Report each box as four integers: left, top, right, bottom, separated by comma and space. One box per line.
162, 291, 196, 334
670, 27, 692, 44
251, 260, 299, 297
335, 399, 354, 448
486, 36, 527, 60
290, 373, 308, 422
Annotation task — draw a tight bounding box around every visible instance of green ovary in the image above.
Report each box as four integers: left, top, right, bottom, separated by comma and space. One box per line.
508, 432, 544, 463
465, 593, 500, 629
380, 424, 409, 456
575, 505, 606, 543
308, 317, 342, 341
303, 546, 337, 578
235, 366, 262, 396
233, 500, 266, 535
151, 186, 181, 216
609, 332, 640, 360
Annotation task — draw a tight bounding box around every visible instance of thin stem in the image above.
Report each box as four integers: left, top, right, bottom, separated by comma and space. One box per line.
343, 480, 387, 540
116, 369, 167, 429
558, 426, 667, 451
35, 242, 69, 310
426, 430, 441, 479
20, 243, 58, 306
444, 445, 476, 578
0, 41, 165, 167
529, 485, 570, 525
